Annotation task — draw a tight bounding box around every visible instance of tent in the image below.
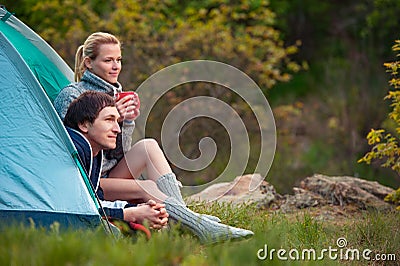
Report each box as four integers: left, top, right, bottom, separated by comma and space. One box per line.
0, 6, 103, 229
0, 6, 73, 102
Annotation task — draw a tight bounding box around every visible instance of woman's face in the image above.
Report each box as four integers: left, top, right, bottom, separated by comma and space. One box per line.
85, 43, 122, 84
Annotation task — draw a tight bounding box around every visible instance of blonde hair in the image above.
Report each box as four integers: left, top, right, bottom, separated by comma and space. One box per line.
74, 32, 121, 82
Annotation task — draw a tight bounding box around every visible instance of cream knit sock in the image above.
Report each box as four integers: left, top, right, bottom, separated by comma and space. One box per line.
156, 173, 221, 223
164, 197, 253, 244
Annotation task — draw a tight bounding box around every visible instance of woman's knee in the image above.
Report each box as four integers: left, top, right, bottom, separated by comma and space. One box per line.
136, 138, 162, 153
144, 138, 160, 148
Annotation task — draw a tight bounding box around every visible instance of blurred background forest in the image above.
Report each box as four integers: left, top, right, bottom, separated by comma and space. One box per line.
6, 0, 400, 194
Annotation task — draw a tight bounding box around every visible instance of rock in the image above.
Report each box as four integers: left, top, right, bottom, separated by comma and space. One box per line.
186, 174, 282, 206
187, 173, 395, 213
299, 174, 394, 210
256, 181, 283, 209
279, 187, 326, 213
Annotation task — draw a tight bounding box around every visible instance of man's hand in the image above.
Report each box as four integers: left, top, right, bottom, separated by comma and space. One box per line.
123, 200, 169, 230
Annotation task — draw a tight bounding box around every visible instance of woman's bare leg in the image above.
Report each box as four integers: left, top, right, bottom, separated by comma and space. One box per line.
101, 138, 171, 202
100, 178, 167, 203
108, 138, 172, 181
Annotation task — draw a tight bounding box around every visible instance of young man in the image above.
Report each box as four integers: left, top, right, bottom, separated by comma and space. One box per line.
64, 91, 168, 229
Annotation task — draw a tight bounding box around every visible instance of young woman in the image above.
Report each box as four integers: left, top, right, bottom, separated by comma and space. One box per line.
54, 32, 253, 244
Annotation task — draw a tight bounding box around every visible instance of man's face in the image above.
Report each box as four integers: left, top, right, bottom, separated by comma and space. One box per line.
86, 43, 122, 84
81, 106, 121, 155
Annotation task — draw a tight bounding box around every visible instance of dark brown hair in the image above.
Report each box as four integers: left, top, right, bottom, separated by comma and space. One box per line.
64, 91, 116, 130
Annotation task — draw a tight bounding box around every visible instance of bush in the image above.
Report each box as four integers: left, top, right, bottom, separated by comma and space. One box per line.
358, 40, 400, 209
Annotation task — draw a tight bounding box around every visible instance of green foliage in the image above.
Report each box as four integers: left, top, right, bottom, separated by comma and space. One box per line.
353, 210, 400, 257
270, 0, 398, 60
291, 213, 323, 249
359, 40, 400, 209
13, 0, 302, 90
263, 0, 400, 192
362, 0, 400, 56
9, 0, 304, 184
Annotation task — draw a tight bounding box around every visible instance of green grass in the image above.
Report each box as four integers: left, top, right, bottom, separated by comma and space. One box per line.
1, 203, 399, 266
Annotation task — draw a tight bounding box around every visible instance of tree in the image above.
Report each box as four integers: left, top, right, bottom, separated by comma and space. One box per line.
14, 0, 302, 183
14, 0, 301, 90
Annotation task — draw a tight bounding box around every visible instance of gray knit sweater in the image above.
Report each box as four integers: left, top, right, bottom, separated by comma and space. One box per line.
53, 70, 135, 175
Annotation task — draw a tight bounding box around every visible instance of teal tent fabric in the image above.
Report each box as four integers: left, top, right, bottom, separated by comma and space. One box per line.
0, 8, 102, 229
0, 7, 73, 102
